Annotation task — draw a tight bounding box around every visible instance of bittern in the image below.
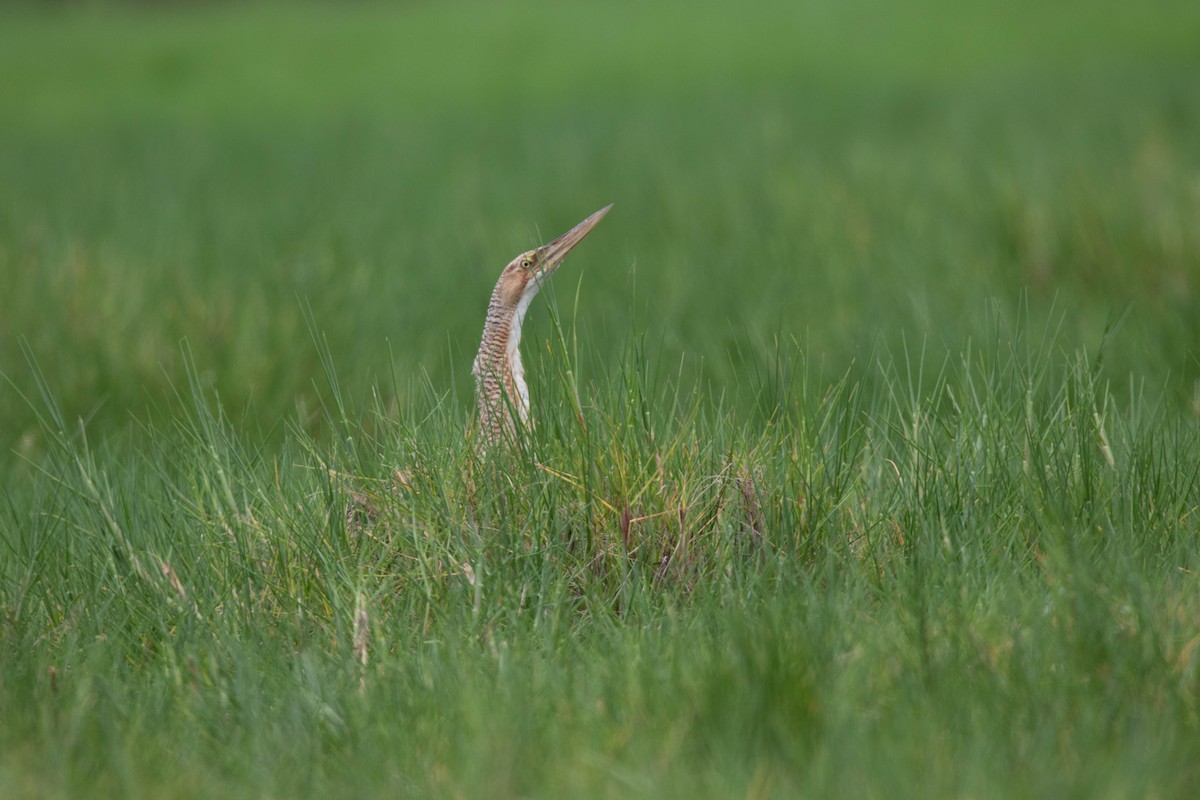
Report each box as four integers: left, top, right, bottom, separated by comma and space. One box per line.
473, 204, 612, 447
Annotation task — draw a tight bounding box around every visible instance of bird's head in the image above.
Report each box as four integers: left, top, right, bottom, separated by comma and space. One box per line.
494, 204, 612, 309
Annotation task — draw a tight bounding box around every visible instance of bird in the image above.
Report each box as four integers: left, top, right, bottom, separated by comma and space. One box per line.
473, 204, 612, 448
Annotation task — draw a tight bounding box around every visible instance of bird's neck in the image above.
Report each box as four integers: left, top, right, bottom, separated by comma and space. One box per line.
506, 286, 539, 409
474, 278, 542, 441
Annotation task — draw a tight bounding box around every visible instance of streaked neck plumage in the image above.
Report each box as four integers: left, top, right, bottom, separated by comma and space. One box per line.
472, 205, 611, 449
473, 268, 542, 443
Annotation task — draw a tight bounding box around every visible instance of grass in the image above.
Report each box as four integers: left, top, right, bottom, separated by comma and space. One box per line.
2, 0, 1200, 797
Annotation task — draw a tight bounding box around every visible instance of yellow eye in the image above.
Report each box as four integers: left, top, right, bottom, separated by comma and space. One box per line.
521, 257, 533, 269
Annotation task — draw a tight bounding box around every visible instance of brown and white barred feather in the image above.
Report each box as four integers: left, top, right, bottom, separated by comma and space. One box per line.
471, 205, 611, 451
473, 259, 538, 446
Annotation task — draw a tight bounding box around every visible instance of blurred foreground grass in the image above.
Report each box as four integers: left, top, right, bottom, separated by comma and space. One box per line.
2, 1, 1200, 797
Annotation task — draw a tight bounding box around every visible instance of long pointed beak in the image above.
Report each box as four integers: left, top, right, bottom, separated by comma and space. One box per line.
536, 204, 612, 278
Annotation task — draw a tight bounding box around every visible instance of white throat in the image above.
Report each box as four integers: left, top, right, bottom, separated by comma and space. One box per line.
506, 279, 543, 420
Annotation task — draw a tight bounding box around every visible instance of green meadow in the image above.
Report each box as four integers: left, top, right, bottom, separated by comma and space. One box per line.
2, 1, 1200, 796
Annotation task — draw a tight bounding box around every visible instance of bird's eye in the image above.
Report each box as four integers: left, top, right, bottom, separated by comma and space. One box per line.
521, 258, 533, 269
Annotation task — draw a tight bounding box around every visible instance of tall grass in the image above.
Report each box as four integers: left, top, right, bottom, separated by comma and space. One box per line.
4, 301, 1200, 796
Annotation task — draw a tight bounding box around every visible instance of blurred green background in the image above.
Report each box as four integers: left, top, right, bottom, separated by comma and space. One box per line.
1, 0, 1198, 449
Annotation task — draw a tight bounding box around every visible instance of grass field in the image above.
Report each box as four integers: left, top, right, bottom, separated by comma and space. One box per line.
2, 1, 1200, 797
